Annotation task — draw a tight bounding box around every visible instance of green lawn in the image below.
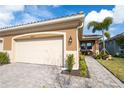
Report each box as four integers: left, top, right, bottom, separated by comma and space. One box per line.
97, 57, 124, 83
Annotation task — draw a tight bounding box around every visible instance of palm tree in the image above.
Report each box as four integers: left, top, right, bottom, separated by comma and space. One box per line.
87, 17, 113, 54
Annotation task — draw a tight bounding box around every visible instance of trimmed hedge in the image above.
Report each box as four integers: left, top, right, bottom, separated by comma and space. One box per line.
79, 60, 87, 77
79, 54, 87, 77
0, 52, 10, 65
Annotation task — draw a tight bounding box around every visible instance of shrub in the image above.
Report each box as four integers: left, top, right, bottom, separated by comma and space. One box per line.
79, 53, 84, 61
93, 51, 110, 60
0, 52, 10, 65
119, 54, 124, 58
92, 53, 97, 59
96, 54, 101, 59
79, 54, 87, 77
79, 60, 87, 77
66, 54, 75, 73
92, 53, 101, 59
99, 51, 109, 60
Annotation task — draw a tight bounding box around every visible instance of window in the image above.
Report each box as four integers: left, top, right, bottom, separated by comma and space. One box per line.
80, 42, 93, 50
81, 43, 86, 50
87, 43, 92, 49
120, 50, 124, 54
120, 45, 124, 49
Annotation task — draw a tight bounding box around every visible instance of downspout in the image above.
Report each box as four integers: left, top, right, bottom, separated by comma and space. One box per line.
76, 22, 84, 69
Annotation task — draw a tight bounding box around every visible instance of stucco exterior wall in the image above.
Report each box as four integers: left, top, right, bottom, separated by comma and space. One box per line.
3, 36, 13, 50
2, 28, 77, 51
94, 40, 99, 54
1, 28, 79, 69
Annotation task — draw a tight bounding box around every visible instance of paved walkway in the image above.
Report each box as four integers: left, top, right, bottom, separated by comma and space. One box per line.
85, 56, 124, 88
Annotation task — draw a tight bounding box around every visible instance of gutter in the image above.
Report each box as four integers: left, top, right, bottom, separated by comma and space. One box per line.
76, 12, 84, 69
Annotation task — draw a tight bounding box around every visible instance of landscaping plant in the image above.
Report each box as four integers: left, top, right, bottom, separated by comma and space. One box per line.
88, 17, 113, 55
0, 52, 10, 65
93, 50, 111, 60
79, 54, 87, 77
66, 54, 75, 73
104, 31, 110, 39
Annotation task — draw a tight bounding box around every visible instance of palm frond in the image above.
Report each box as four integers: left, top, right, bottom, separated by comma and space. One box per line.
87, 21, 98, 30
92, 27, 97, 33
87, 21, 102, 33
87, 17, 113, 34
102, 17, 113, 30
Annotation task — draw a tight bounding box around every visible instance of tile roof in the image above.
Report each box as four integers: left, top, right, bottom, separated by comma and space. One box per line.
0, 11, 84, 31
110, 32, 124, 40
83, 34, 102, 38
83, 35, 102, 37
81, 34, 102, 40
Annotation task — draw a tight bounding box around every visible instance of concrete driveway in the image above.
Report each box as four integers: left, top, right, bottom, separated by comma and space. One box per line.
0, 62, 123, 88
0, 63, 86, 88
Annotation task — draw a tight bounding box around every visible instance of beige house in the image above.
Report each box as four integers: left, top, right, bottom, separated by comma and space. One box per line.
0, 12, 100, 69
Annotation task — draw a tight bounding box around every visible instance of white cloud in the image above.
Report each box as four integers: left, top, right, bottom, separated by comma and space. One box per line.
0, 12, 14, 26
84, 5, 124, 36
0, 6, 24, 12
113, 6, 124, 24
85, 5, 124, 26
85, 9, 113, 26
0, 5, 55, 28
0, 5, 24, 27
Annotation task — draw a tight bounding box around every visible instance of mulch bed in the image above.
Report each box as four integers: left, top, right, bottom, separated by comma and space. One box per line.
61, 70, 90, 78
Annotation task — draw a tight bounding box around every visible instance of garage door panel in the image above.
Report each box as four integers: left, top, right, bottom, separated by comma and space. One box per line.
14, 37, 63, 66
0, 41, 3, 52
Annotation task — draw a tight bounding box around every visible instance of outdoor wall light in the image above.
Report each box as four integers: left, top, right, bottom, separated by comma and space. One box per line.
68, 35, 72, 44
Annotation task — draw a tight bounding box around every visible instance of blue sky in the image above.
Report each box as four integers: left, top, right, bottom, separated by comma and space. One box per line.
0, 5, 124, 37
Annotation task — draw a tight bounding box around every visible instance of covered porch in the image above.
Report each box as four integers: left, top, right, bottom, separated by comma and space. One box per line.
80, 35, 102, 55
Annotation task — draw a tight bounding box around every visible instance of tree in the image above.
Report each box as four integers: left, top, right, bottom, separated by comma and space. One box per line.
87, 17, 113, 54
104, 31, 111, 39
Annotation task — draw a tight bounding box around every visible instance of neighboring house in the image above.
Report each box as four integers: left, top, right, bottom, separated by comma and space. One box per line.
0, 12, 101, 69
100, 32, 124, 56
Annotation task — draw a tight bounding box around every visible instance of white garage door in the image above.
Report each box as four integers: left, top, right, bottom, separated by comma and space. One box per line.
0, 41, 3, 52
14, 37, 63, 66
